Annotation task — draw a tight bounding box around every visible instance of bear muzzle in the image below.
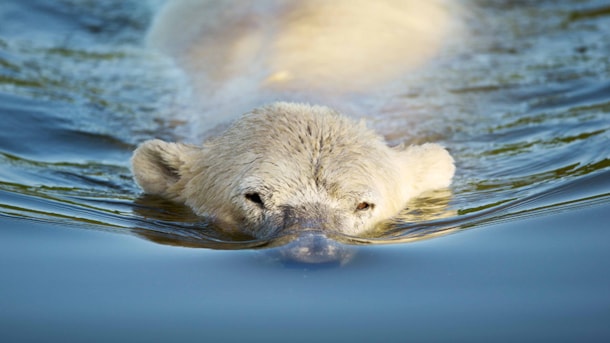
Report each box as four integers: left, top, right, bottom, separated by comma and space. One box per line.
278, 202, 347, 235
259, 203, 356, 265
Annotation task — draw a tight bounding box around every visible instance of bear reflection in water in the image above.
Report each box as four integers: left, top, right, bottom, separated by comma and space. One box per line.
269, 232, 356, 267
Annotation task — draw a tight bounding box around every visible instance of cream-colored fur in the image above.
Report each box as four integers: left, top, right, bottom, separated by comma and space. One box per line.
133, 1, 458, 238
132, 103, 454, 237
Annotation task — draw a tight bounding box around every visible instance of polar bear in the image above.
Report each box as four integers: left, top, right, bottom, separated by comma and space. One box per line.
133, 0, 459, 240
132, 102, 454, 238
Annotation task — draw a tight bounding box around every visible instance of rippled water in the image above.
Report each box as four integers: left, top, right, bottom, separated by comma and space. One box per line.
1, 1, 610, 341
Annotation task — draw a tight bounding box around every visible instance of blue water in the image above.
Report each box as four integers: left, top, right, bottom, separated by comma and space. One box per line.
1, 1, 610, 342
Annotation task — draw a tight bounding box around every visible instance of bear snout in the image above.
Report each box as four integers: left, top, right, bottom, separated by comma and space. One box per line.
278, 202, 346, 235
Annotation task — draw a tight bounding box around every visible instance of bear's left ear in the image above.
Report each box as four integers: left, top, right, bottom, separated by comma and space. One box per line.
131, 139, 201, 200
394, 143, 455, 195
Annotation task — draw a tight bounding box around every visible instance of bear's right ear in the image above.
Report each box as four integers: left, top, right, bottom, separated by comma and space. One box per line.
131, 139, 200, 199
394, 142, 455, 196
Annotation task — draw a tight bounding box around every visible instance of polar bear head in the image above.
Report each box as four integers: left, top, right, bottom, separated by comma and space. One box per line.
132, 102, 454, 238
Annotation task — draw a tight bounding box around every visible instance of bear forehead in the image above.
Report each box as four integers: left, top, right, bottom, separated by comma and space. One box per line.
203, 111, 390, 166
231, 106, 392, 169
239, 157, 383, 206
211, 103, 398, 192
227, 103, 388, 153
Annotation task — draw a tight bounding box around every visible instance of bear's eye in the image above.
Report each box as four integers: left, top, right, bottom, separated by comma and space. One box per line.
356, 202, 374, 211
245, 192, 264, 207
